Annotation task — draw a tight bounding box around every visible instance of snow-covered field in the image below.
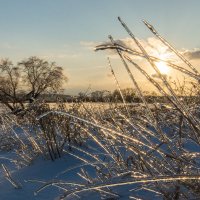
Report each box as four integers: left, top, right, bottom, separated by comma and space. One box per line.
0, 101, 200, 200
0, 152, 81, 200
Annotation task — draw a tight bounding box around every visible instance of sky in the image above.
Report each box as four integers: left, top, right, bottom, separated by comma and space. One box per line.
0, 0, 200, 94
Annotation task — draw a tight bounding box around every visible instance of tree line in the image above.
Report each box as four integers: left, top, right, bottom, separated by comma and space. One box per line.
77, 89, 163, 103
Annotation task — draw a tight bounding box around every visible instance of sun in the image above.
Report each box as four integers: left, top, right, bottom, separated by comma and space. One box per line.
155, 61, 169, 74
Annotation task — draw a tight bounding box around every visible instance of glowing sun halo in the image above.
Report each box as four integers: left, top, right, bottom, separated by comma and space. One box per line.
156, 61, 169, 74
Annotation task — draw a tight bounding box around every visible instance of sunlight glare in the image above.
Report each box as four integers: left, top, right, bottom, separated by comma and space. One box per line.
156, 61, 169, 74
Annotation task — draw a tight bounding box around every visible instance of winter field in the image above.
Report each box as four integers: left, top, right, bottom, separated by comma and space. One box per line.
0, 98, 200, 200
0, 18, 200, 200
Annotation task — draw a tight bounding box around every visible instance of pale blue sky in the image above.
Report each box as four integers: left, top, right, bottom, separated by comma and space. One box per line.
0, 0, 199, 94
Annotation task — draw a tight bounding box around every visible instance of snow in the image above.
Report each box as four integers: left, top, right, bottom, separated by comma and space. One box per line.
0, 152, 83, 200
0, 106, 200, 199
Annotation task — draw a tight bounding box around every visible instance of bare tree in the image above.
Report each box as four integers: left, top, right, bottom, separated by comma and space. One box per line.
0, 56, 67, 113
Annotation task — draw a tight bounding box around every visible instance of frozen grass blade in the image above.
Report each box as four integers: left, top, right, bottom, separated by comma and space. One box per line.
107, 57, 130, 117
1, 164, 21, 189
63, 174, 200, 198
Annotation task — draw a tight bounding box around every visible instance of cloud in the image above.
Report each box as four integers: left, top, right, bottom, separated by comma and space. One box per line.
41, 52, 81, 60
96, 37, 168, 52
67, 65, 106, 72
95, 37, 178, 61
80, 41, 100, 50
183, 49, 200, 60
95, 37, 200, 63
0, 43, 16, 50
